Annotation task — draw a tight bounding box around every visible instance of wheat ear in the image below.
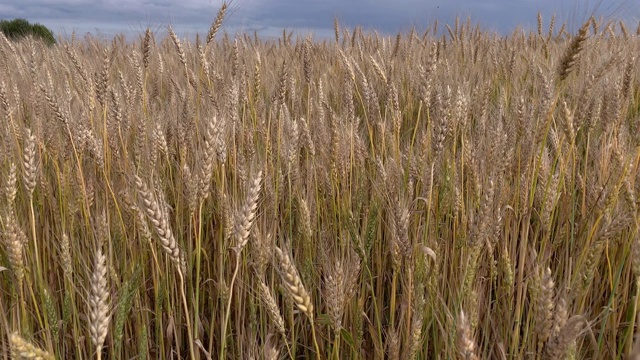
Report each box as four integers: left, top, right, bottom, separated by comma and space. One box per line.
9, 333, 54, 360
89, 245, 109, 359
220, 170, 263, 359
557, 19, 590, 81
22, 128, 37, 195
629, 332, 640, 360
535, 267, 555, 346
457, 310, 480, 360
4, 162, 17, 203
133, 174, 195, 358
3, 212, 26, 328
206, 2, 228, 46
234, 170, 262, 250
3, 213, 24, 288
543, 316, 585, 360
274, 246, 313, 318
274, 246, 321, 359
133, 174, 184, 272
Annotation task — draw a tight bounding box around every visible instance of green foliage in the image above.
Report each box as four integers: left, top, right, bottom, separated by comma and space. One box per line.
0, 18, 56, 45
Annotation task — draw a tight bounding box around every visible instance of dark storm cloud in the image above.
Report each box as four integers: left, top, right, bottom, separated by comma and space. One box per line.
2, 0, 638, 39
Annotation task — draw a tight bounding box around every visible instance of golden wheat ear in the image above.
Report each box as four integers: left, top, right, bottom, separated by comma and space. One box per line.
457, 310, 480, 360
543, 316, 585, 360
257, 279, 286, 335
274, 246, 314, 319
629, 333, 640, 360
9, 333, 54, 360
133, 174, 185, 272
89, 245, 110, 358
557, 19, 590, 81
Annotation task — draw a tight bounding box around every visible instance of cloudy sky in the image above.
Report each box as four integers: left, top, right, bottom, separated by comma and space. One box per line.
2, 0, 639, 39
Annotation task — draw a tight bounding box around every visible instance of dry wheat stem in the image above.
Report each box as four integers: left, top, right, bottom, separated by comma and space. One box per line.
221, 170, 263, 358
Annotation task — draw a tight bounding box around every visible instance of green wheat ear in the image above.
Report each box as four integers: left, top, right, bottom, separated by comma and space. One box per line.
62, 291, 72, 332
114, 268, 141, 355
43, 288, 59, 339
138, 325, 148, 360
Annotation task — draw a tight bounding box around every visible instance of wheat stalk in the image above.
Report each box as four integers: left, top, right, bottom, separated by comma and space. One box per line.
221, 170, 263, 359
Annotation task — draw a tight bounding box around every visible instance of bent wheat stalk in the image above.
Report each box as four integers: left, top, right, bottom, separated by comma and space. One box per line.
133, 174, 195, 360
220, 170, 262, 360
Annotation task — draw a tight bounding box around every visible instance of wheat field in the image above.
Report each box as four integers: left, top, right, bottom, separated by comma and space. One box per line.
1, 5, 640, 359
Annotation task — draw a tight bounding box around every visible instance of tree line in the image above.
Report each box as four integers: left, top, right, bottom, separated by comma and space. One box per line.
1, 18, 56, 45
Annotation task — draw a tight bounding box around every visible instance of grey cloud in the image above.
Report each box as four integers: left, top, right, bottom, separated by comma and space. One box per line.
2, 0, 638, 39
238, 0, 545, 35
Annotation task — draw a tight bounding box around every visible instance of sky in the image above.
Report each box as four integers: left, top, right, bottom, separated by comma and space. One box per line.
1, 0, 639, 40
